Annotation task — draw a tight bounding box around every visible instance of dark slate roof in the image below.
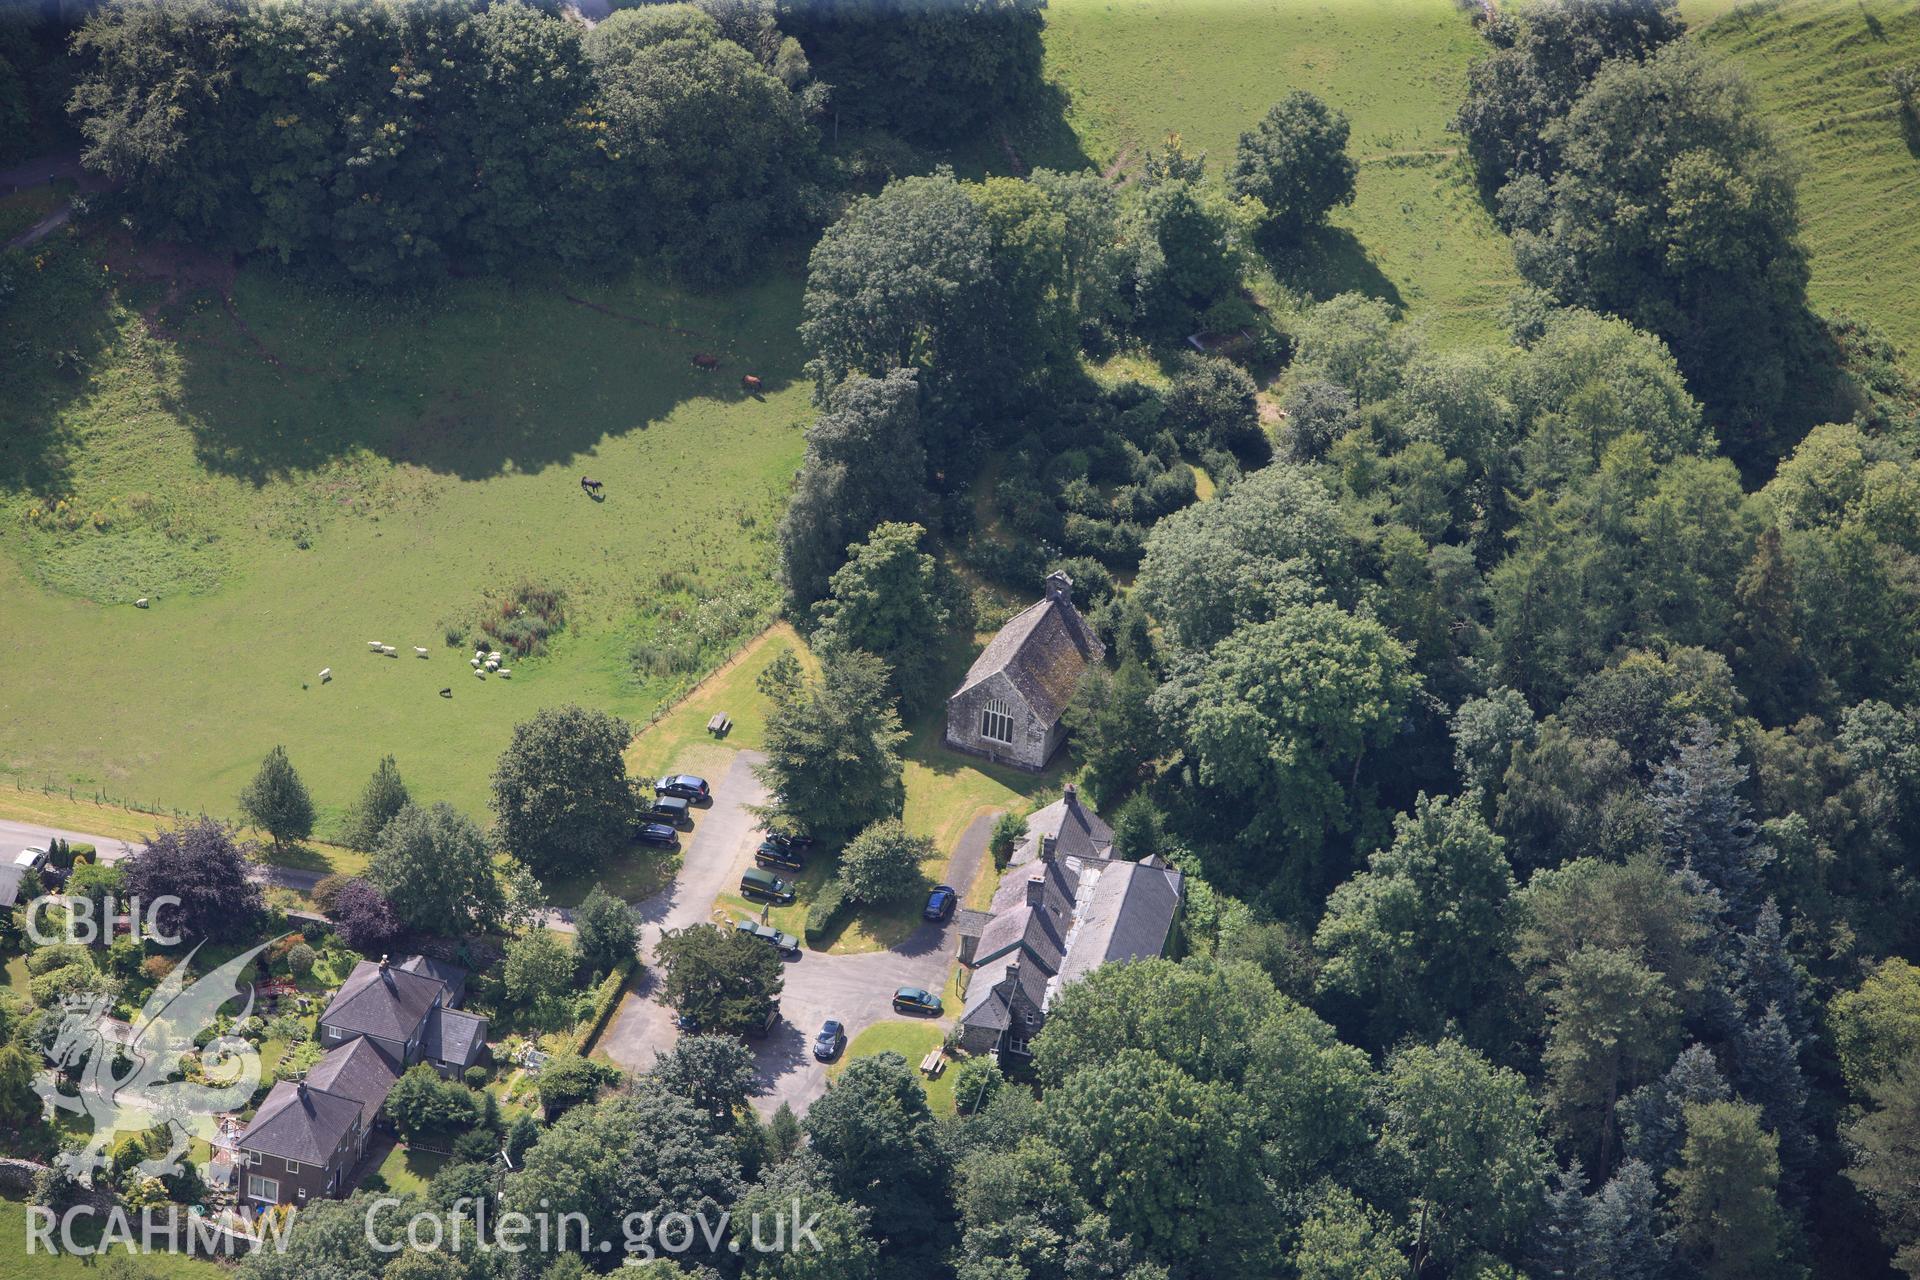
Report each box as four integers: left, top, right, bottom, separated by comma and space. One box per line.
1053, 858, 1185, 995
398, 955, 467, 1003
238, 1081, 361, 1165
974, 856, 1078, 972
953, 581, 1104, 727
1048, 788, 1113, 861
320, 959, 443, 1044
0, 866, 22, 908
962, 952, 1052, 1029
423, 1006, 488, 1069
303, 1036, 398, 1128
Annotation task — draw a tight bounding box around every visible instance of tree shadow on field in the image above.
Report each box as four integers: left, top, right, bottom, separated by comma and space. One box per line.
1260, 224, 1404, 311
154, 260, 808, 485
0, 237, 119, 499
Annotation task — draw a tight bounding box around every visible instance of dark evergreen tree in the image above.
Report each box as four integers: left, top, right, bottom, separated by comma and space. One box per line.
1527, 1160, 1593, 1280
1653, 719, 1772, 917
1589, 1159, 1672, 1280
1734, 1003, 1815, 1195
1619, 1042, 1731, 1176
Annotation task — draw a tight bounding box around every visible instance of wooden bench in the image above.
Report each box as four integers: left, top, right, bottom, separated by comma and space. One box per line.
707, 713, 732, 737
919, 1049, 946, 1078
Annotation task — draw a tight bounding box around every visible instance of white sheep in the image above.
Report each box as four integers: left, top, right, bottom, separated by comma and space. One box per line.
485, 659, 500, 672
369, 641, 384, 651
319, 668, 332, 682
470, 657, 482, 668
134, 598, 150, 609
381, 645, 398, 657
497, 668, 512, 678
413, 647, 429, 658
473, 668, 486, 679
488, 651, 503, 663
475, 646, 487, 660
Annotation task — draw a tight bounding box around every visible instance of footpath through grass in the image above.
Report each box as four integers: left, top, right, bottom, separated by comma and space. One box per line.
0, 236, 810, 831
1042, 0, 1518, 345
1697, 0, 1920, 354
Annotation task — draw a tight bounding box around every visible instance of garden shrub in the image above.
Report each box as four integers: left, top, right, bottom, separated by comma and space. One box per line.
804, 876, 852, 941
25, 942, 91, 977
286, 943, 316, 978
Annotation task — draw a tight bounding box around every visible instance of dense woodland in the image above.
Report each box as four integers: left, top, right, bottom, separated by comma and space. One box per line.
5, 1, 1920, 1280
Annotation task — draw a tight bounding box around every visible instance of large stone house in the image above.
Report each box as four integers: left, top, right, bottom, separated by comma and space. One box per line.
236, 955, 485, 1206
945, 571, 1104, 771
954, 786, 1183, 1059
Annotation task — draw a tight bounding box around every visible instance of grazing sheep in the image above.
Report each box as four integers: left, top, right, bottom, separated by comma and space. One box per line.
439, 687, 452, 698
319, 668, 332, 682
369, 641, 384, 651
471, 657, 482, 668
381, 645, 398, 657
414, 646, 429, 658
498, 668, 512, 678
474, 668, 486, 679
134, 598, 150, 609
487, 651, 503, 662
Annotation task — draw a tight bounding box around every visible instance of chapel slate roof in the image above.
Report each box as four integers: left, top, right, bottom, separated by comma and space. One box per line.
953, 589, 1103, 727
238, 1081, 361, 1165
302, 1036, 398, 1129
320, 959, 445, 1043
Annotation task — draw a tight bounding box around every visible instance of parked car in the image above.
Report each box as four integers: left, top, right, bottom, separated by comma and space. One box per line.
740, 867, 796, 905
813, 1020, 846, 1061
760, 831, 815, 855
734, 918, 801, 957
675, 1012, 700, 1033
12, 847, 47, 871
755, 837, 807, 871
644, 796, 693, 827
893, 986, 943, 1016
923, 884, 956, 921
656, 774, 711, 802
633, 822, 680, 849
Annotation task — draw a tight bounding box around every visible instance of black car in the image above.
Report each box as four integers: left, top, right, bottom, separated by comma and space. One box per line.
633, 822, 680, 848
645, 796, 693, 827
923, 884, 957, 921
813, 1020, 846, 1061
656, 774, 711, 802
755, 836, 809, 871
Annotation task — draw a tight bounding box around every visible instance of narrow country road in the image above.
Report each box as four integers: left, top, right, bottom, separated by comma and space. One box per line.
0, 817, 323, 894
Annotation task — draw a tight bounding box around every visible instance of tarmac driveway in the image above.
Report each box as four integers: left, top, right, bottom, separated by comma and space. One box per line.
600, 764, 999, 1115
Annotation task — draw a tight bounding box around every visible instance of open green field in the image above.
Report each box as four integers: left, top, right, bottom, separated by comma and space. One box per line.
1042, 0, 1518, 345
1697, 0, 1920, 354
0, 1196, 225, 1278
828, 1021, 959, 1114
0, 236, 810, 832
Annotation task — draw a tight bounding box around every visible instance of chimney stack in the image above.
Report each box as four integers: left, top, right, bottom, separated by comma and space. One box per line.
1026, 872, 1047, 909
1045, 570, 1072, 604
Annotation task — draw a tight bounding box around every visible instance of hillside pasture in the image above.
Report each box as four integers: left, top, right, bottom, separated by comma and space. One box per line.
1041, 0, 1519, 345
1698, 0, 1920, 354
0, 232, 809, 830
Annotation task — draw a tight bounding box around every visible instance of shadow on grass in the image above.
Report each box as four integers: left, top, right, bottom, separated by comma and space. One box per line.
1261, 224, 1405, 311
0, 237, 118, 498
151, 258, 809, 485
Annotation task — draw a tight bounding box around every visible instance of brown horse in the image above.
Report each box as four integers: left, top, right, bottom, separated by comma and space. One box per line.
741, 374, 762, 393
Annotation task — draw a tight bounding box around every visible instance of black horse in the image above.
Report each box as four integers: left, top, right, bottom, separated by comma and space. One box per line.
580, 475, 604, 496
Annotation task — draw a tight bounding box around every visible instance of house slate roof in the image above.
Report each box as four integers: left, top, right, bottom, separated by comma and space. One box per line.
952, 581, 1103, 727
1051, 857, 1185, 998
1014, 787, 1114, 866
423, 1006, 488, 1069
0, 865, 24, 908
397, 955, 468, 1003
320, 959, 444, 1043
302, 1036, 398, 1128
237, 1081, 361, 1166
961, 793, 1184, 1038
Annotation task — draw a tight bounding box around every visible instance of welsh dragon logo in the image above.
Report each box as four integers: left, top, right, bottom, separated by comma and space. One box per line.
34, 940, 277, 1185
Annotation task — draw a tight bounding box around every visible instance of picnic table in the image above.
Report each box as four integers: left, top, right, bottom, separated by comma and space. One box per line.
919, 1049, 946, 1078
707, 712, 732, 737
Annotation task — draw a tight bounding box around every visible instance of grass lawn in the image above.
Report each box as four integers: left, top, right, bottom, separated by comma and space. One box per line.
1041, 0, 1518, 346
1697, 0, 1920, 353
374, 1139, 448, 1198
0, 235, 810, 833
0, 1195, 226, 1277
828, 1019, 959, 1115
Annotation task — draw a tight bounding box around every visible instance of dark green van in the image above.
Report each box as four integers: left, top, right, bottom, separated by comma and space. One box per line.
740, 867, 796, 904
